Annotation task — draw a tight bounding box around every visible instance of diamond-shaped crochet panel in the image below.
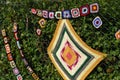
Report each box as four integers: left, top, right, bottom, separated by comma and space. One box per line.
47, 19, 107, 80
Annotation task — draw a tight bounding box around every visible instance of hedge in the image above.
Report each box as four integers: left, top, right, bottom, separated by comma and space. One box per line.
0, 0, 120, 80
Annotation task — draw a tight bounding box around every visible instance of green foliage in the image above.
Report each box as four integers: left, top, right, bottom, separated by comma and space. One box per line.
0, 0, 120, 80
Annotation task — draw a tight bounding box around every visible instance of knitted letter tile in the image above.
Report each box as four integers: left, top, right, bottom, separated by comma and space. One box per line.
47, 19, 107, 80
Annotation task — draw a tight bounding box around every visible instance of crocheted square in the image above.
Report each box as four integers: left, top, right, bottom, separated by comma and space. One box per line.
90, 3, 99, 13
71, 8, 80, 18
62, 10, 71, 19
80, 4, 90, 16
48, 19, 106, 80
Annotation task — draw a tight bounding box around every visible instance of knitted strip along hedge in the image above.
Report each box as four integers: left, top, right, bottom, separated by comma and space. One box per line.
31, 3, 99, 19
13, 23, 40, 80
1, 29, 23, 80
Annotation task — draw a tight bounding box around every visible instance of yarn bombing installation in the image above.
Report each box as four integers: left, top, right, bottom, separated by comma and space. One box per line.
38, 18, 46, 28
0, 2, 106, 80
30, 2, 107, 80
36, 28, 42, 36
13, 23, 40, 80
31, 3, 99, 19
1, 29, 23, 80
47, 19, 107, 80
115, 30, 120, 40
92, 16, 102, 28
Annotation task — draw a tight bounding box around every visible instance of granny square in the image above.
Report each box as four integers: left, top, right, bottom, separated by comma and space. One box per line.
80, 4, 90, 16
90, 3, 99, 13
71, 8, 80, 18
62, 10, 71, 19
